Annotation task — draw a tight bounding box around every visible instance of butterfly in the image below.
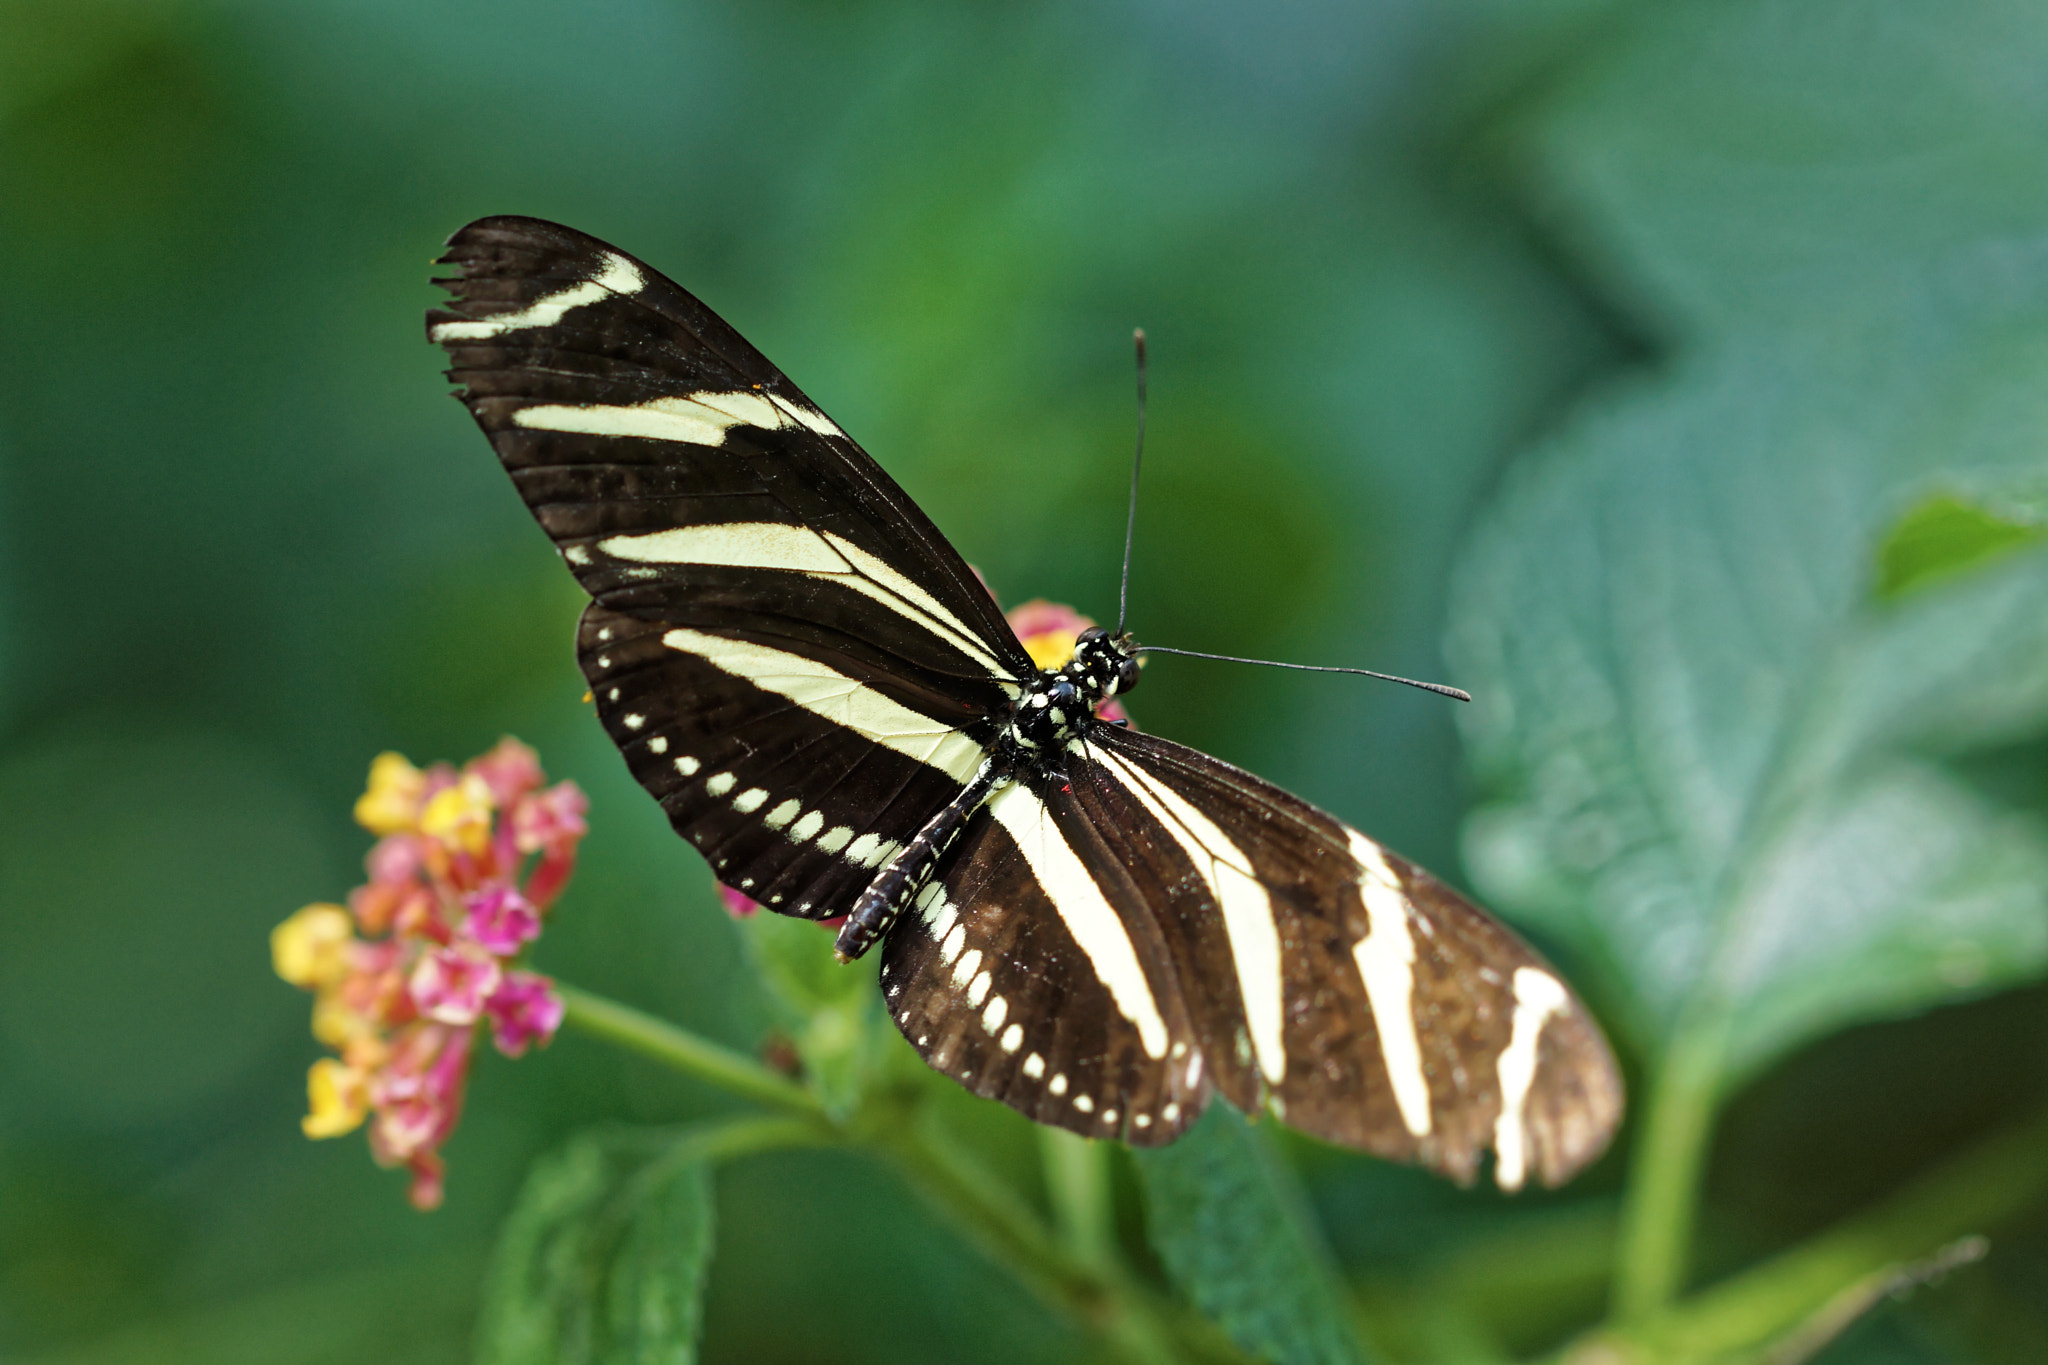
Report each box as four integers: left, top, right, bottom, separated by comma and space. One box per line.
428, 216, 1621, 1190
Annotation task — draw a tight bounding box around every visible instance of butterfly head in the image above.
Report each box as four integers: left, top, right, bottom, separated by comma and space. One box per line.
1070, 626, 1142, 701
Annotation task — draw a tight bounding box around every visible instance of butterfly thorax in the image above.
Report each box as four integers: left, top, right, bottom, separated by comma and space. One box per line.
1003, 627, 1141, 756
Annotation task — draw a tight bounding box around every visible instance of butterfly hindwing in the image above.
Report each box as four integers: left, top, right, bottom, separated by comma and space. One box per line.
1072, 726, 1622, 1189
429, 216, 1032, 913
880, 774, 1210, 1145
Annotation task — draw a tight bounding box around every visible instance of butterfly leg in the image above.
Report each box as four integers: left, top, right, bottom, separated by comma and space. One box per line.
835, 754, 1019, 962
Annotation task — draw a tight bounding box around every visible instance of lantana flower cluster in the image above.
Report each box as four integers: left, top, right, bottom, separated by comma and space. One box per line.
272, 739, 586, 1208
719, 598, 1126, 920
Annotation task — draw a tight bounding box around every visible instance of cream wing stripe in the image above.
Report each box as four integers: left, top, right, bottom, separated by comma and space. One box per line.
1492, 966, 1569, 1192
597, 521, 1009, 678
660, 628, 984, 783
1092, 745, 1286, 1085
988, 783, 1169, 1058
430, 253, 644, 342
1345, 830, 1433, 1139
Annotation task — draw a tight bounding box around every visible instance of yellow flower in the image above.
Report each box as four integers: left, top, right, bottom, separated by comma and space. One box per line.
311, 992, 376, 1048
419, 773, 495, 857
1022, 628, 1081, 671
354, 752, 427, 835
271, 904, 355, 989
302, 1058, 369, 1138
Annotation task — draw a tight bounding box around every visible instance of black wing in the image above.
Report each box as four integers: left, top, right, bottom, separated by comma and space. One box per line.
429, 217, 1032, 916
885, 725, 1621, 1188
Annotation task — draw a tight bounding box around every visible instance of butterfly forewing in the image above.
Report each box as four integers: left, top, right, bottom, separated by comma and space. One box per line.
430, 217, 1032, 912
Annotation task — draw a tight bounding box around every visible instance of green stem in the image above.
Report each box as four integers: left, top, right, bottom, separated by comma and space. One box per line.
1613, 1013, 1731, 1320
875, 1115, 1207, 1365
1566, 1102, 2048, 1364
1040, 1128, 1117, 1273
557, 985, 827, 1120
554, 983, 1239, 1365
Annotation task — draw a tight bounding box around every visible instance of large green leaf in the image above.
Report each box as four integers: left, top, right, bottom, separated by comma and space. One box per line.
1132, 1108, 1373, 1365
1525, 0, 2048, 337
1448, 326, 2048, 1086
475, 1129, 715, 1365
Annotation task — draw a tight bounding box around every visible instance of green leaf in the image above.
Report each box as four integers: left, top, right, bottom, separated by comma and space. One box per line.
1873, 494, 2046, 600
1448, 329, 2048, 1089
1525, 0, 2048, 337
738, 911, 887, 1120
476, 1129, 715, 1365
1132, 1108, 1373, 1365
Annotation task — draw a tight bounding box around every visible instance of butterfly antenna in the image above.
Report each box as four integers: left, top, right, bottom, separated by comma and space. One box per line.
1115, 328, 1147, 637
1133, 645, 1471, 702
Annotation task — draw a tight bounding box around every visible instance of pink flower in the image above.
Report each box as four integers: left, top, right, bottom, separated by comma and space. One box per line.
511, 781, 589, 855
409, 945, 503, 1025
466, 736, 544, 808
277, 739, 588, 1209
718, 884, 763, 918
486, 971, 565, 1057
463, 885, 541, 955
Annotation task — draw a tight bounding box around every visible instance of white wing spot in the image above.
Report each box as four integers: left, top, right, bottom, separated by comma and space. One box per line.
1000, 1024, 1023, 1054
431, 251, 643, 341
1073, 1094, 1095, 1114
658, 628, 987, 781
732, 788, 768, 814
790, 810, 824, 842
1186, 1054, 1203, 1089
982, 996, 1008, 1033
1097, 748, 1286, 1083
705, 772, 736, 797
623, 714, 645, 730
1348, 830, 1432, 1139
1049, 1074, 1068, 1096
566, 546, 591, 565
940, 925, 967, 966
1023, 1053, 1045, 1079
675, 756, 701, 777
966, 971, 992, 1008
764, 799, 801, 830
647, 736, 668, 754
817, 826, 854, 854
1102, 1109, 1117, 1126
1494, 968, 1570, 1192
1162, 1102, 1181, 1123
1133, 1114, 1151, 1129
988, 783, 1168, 1058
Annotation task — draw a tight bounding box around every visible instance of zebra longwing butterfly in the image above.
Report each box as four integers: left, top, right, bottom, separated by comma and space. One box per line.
428, 217, 1621, 1190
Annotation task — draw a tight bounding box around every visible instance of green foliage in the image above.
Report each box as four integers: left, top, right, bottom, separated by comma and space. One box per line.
1132, 1110, 1371, 1365
9, 0, 2048, 1362
1875, 495, 2048, 600
738, 912, 889, 1121
476, 1129, 715, 1365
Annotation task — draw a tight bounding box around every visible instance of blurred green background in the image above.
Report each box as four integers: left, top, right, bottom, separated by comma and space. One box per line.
6, 1, 2048, 1361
